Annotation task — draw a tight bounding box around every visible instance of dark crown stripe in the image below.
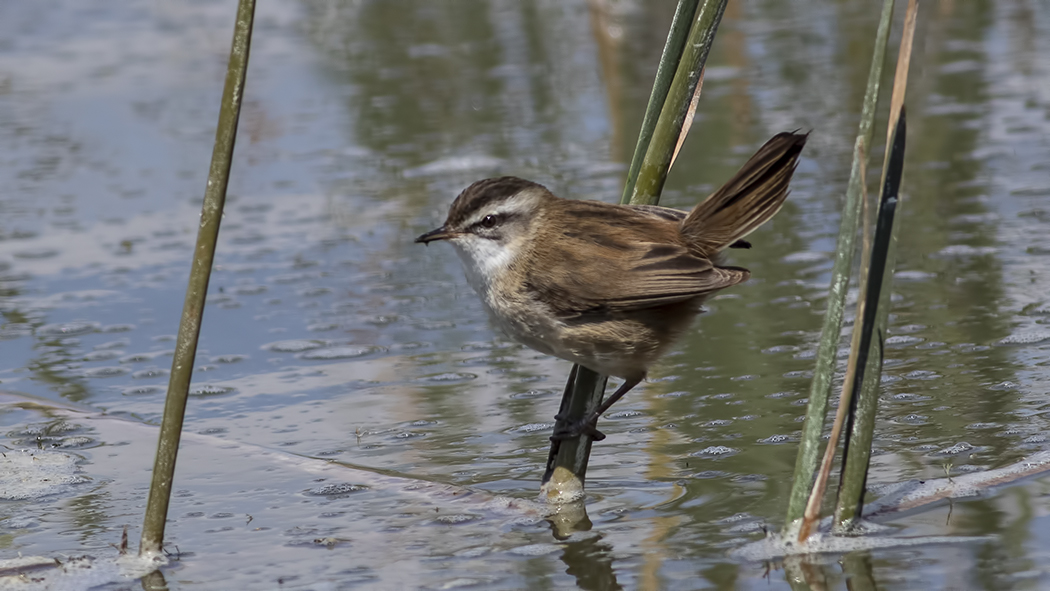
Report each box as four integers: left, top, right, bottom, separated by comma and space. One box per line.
447, 176, 543, 228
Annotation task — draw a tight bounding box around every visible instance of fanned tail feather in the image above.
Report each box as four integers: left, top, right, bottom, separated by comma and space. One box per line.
681, 131, 808, 256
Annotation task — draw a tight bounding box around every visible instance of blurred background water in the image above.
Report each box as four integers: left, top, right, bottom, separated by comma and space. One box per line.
1, 0, 1050, 589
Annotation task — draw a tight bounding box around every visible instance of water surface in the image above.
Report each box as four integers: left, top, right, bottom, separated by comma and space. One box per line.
2, 0, 1050, 589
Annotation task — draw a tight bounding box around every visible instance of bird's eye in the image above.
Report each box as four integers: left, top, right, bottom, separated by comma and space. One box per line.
480, 214, 499, 228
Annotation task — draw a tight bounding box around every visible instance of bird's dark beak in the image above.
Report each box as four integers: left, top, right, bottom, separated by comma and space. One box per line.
415, 226, 454, 245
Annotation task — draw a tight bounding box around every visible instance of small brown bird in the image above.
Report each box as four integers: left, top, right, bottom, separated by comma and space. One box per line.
417, 132, 807, 440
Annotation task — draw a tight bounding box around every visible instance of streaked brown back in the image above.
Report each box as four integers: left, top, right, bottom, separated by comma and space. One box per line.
525, 199, 748, 318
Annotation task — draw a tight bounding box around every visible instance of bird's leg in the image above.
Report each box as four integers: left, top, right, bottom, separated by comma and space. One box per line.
587, 377, 642, 423
552, 377, 641, 442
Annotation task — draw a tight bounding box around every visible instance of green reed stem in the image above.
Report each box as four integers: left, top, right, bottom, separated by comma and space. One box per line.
834, 111, 906, 530
629, 0, 727, 206
620, 0, 700, 205
541, 365, 605, 502
835, 0, 918, 527
542, 0, 727, 502
140, 0, 255, 555
784, 0, 896, 525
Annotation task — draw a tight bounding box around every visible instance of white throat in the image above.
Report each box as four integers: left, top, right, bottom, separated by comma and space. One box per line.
450, 236, 515, 303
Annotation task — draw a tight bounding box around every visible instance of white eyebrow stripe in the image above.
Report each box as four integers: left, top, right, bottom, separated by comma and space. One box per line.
463, 189, 541, 227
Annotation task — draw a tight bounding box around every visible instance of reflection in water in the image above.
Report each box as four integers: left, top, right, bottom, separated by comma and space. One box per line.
1, 0, 1050, 588
841, 551, 877, 591
141, 565, 169, 591
559, 531, 622, 591
26, 336, 92, 403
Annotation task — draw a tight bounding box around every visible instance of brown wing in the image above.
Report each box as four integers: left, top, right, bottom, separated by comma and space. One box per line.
526, 203, 748, 318
631, 204, 751, 248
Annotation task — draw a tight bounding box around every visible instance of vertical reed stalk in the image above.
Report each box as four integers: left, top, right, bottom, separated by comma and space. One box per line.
629, 0, 728, 206
139, 0, 256, 555
796, 0, 918, 541
834, 0, 918, 529
784, 0, 897, 525
833, 111, 906, 529
621, 0, 701, 204
541, 366, 604, 502
541, 0, 728, 502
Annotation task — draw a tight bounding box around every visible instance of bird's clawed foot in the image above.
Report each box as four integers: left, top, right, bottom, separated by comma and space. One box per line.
550, 412, 606, 442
